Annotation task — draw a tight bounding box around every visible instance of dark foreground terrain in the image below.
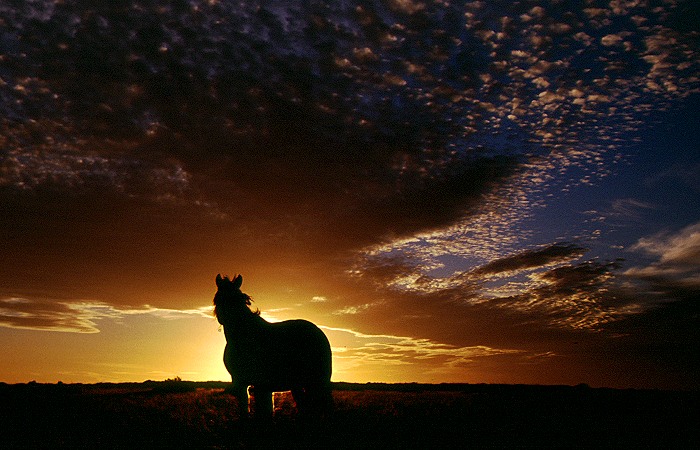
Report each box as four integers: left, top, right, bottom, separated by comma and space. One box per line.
1, 380, 697, 449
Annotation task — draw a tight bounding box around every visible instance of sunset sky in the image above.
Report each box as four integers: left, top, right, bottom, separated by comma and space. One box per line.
1, 0, 699, 390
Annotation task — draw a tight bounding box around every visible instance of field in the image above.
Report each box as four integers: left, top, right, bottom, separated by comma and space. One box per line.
1, 381, 697, 449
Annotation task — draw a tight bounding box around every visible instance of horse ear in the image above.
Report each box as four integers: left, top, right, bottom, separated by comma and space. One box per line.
233, 274, 243, 290
216, 274, 223, 288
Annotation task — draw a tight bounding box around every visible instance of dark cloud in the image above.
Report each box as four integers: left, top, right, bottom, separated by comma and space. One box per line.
352, 243, 635, 332
349, 255, 419, 286
535, 259, 622, 296
0, 0, 525, 255
2, 1, 697, 247
3, 0, 696, 216
506, 259, 627, 328
472, 243, 587, 276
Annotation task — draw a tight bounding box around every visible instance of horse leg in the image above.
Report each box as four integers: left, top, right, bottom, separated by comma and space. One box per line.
250, 386, 273, 419
319, 383, 334, 416
292, 388, 308, 416
227, 383, 250, 419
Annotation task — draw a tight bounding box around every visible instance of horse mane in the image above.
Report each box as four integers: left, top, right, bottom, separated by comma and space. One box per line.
213, 290, 260, 320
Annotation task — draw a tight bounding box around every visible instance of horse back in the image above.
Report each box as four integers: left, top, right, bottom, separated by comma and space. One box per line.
225, 318, 331, 389
268, 319, 332, 379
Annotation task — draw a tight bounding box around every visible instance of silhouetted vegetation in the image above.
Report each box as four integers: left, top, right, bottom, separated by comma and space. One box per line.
0, 381, 697, 448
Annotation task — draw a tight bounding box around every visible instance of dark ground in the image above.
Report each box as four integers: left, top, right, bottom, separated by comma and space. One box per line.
0, 381, 697, 449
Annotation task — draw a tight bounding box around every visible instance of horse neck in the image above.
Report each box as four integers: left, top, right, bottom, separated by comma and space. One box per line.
222, 311, 268, 340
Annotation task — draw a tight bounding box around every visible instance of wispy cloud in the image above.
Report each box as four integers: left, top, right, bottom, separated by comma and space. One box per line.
646, 163, 700, 191
609, 198, 657, 220
321, 325, 524, 369
0, 298, 212, 333
332, 300, 386, 316
626, 221, 700, 288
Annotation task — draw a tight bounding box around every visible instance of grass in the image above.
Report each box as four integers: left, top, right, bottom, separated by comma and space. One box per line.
0, 381, 697, 448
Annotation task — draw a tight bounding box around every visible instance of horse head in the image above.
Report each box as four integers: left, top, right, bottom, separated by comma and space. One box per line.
213, 274, 256, 325
216, 273, 243, 292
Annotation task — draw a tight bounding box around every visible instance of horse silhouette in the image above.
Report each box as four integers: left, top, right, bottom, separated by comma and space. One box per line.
213, 274, 333, 418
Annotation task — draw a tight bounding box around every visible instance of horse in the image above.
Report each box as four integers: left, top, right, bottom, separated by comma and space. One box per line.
213, 274, 333, 419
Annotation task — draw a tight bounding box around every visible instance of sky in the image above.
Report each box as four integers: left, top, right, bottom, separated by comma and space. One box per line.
1, 0, 699, 390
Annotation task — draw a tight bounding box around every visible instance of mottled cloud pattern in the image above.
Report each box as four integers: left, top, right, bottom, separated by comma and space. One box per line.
2, 1, 696, 227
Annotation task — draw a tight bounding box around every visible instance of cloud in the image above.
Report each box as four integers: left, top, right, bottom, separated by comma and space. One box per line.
350, 240, 636, 331
626, 221, 700, 287
0, 297, 211, 333
646, 162, 700, 191
1, 1, 696, 285
387, 0, 426, 15
0, 297, 101, 333
501, 259, 629, 330
321, 325, 524, 369
1, 0, 696, 235
332, 304, 373, 316
471, 243, 587, 277
633, 222, 700, 265
609, 198, 657, 220
0, 147, 200, 207
1, 0, 536, 259
601, 33, 624, 47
